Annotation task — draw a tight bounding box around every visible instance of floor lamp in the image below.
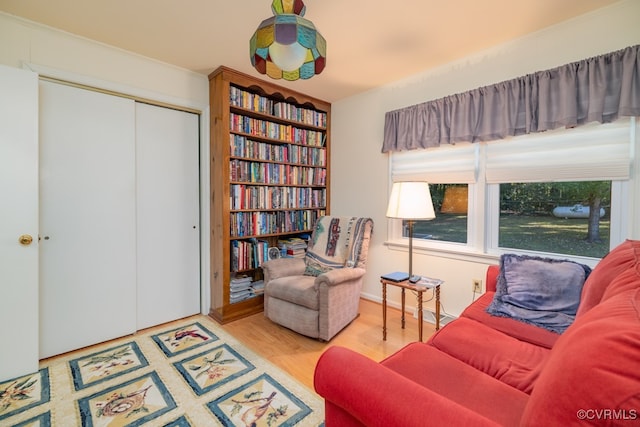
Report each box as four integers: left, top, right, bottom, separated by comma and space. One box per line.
386, 182, 436, 279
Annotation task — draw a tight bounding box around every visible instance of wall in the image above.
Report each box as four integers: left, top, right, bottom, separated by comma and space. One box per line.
330, 0, 640, 318
0, 13, 208, 108
3, 2, 640, 322
0, 12, 212, 313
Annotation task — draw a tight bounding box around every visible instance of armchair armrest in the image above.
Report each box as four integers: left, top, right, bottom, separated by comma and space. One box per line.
315, 267, 366, 286
262, 257, 306, 282
314, 346, 500, 427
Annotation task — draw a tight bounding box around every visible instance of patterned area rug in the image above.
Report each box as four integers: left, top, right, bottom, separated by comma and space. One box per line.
0, 316, 324, 426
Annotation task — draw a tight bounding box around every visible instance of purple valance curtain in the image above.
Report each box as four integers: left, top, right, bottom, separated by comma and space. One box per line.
382, 45, 640, 153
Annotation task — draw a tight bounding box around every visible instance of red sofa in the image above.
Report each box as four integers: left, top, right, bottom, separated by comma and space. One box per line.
314, 240, 640, 426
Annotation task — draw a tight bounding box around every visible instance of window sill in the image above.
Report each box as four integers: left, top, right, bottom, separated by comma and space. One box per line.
384, 238, 499, 264
384, 238, 601, 268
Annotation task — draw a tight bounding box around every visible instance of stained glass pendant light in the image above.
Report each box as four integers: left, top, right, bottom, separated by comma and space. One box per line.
250, 0, 326, 81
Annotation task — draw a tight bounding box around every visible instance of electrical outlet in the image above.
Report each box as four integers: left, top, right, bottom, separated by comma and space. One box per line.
472, 279, 482, 293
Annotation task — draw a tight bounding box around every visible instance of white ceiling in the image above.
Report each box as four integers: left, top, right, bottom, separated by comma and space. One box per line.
0, 0, 621, 102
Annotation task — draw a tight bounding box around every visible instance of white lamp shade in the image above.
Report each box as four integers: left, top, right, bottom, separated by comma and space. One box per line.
269, 41, 308, 71
386, 181, 436, 220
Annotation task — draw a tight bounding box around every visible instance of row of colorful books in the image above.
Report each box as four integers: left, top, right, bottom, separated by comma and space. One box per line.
272, 102, 327, 128
230, 135, 326, 166
229, 85, 327, 128
230, 113, 325, 147
230, 159, 326, 186
230, 184, 326, 210
230, 234, 311, 273
230, 210, 325, 237
229, 86, 273, 115
231, 238, 269, 272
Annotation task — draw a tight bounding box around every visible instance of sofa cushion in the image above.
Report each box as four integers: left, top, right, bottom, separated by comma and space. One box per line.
427, 317, 550, 394
461, 292, 560, 349
486, 254, 591, 333
577, 239, 640, 317
315, 346, 502, 427
266, 275, 318, 310
381, 343, 529, 426
521, 288, 640, 426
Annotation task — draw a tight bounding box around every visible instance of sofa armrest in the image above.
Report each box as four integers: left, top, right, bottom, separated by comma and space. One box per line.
486, 264, 500, 293
314, 346, 501, 427
262, 257, 306, 282
315, 267, 366, 286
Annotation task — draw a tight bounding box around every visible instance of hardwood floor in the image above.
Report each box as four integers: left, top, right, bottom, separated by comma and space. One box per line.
40, 299, 433, 393
218, 298, 436, 390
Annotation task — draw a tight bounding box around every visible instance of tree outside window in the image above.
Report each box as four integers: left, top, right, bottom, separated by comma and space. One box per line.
498, 181, 611, 258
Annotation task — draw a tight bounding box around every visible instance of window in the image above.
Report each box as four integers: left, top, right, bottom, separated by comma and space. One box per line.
498, 181, 611, 258
389, 118, 635, 261
410, 184, 468, 244
391, 143, 476, 246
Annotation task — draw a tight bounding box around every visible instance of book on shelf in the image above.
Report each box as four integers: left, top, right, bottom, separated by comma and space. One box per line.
277, 235, 309, 258
230, 274, 252, 289
229, 274, 257, 303
230, 290, 254, 304
231, 239, 269, 271
251, 279, 265, 295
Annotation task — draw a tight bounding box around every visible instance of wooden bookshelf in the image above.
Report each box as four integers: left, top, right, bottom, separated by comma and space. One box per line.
208, 66, 331, 323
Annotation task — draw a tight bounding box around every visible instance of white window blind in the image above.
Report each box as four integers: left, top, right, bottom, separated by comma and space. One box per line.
391, 142, 478, 184
485, 118, 632, 183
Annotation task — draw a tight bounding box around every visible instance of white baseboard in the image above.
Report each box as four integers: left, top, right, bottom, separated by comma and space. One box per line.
361, 293, 457, 326
413, 307, 457, 327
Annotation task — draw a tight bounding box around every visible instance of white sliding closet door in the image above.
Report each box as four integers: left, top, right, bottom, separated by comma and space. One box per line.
39, 81, 137, 359
0, 66, 39, 380
135, 103, 200, 329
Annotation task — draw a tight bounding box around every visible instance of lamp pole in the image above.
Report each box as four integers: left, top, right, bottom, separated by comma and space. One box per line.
408, 219, 414, 278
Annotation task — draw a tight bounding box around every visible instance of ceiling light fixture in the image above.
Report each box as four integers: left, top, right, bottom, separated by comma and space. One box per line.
250, 0, 326, 81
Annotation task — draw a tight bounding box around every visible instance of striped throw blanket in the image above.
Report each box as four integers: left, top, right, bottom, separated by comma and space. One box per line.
304, 216, 373, 276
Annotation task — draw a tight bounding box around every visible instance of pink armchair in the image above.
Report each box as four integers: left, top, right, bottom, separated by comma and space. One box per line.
262, 216, 373, 341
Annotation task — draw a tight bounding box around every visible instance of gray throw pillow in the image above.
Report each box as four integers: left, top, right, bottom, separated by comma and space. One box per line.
486, 254, 591, 333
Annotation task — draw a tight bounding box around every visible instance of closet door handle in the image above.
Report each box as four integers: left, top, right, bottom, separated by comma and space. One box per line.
19, 234, 33, 245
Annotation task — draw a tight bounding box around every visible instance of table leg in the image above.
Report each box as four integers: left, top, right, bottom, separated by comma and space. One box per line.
435, 284, 441, 331
417, 290, 423, 342
401, 288, 406, 329
382, 281, 387, 340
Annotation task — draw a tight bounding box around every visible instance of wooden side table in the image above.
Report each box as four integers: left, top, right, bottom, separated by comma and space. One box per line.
381, 277, 442, 342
